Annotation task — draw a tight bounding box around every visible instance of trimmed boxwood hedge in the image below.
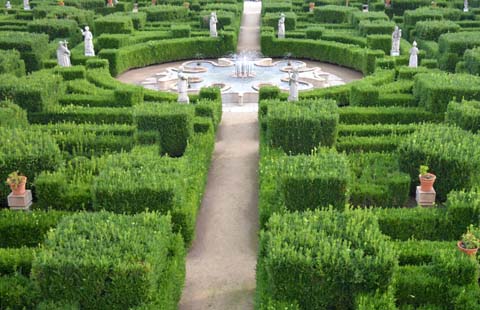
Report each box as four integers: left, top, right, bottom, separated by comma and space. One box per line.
31, 211, 185, 310
0, 49, 25, 77
0, 31, 48, 72
446, 100, 480, 133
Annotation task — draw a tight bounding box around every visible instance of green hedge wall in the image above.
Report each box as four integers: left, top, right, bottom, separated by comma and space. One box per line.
415, 20, 460, 41
27, 18, 82, 45
99, 33, 236, 76
0, 49, 25, 77
32, 212, 185, 309
266, 99, 338, 154
0, 273, 39, 310
439, 31, 480, 55
464, 46, 480, 75
413, 72, 480, 113
142, 5, 189, 21
261, 33, 383, 75
257, 208, 397, 309
0, 101, 28, 128
339, 106, 441, 124
398, 124, 480, 201
313, 5, 357, 24
94, 14, 134, 34
0, 31, 48, 72
278, 150, 350, 211
446, 100, 480, 133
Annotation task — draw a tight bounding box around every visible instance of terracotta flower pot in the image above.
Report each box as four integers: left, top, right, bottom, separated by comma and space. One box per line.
9, 176, 27, 195
457, 241, 478, 256
419, 173, 436, 192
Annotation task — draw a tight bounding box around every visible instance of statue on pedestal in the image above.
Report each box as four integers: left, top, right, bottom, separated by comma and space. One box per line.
80, 26, 95, 56
177, 66, 190, 104
133, 3, 138, 12
288, 67, 299, 102
464, 0, 469, 12
56, 41, 71, 67
278, 13, 285, 39
210, 12, 218, 37
409, 41, 419, 68
391, 25, 401, 56
5, 1, 11, 9
23, 0, 30, 10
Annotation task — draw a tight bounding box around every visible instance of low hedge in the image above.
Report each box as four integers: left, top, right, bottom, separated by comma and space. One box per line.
0, 274, 39, 310
28, 105, 134, 125
398, 124, 480, 201
0, 31, 49, 72
278, 150, 350, 211
0, 49, 25, 77
0, 101, 28, 128
414, 72, 480, 113
54, 65, 86, 80
359, 20, 395, 36
0, 210, 67, 248
366, 34, 391, 54
94, 14, 134, 35
350, 82, 379, 106
446, 100, 480, 133
439, 31, 480, 55
134, 103, 194, 157
415, 20, 460, 41
339, 106, 441, 124
339, 123, 417, 137
257, 208, 397, 309
32, 211, 185, 309
337, 134, 404, 153
464, 46, 480, 75
313, 5, 357, 24
0, 247, 34, 276
27, 18, 81, 45
266, 99, 338, 154
142, 5, 189, 21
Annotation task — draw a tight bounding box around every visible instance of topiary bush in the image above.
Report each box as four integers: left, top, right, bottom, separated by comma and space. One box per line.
313, 5, 357, 24
446, 100, 480, 133
31, 211, 185, 310
266, 99, 338, 154
257, 208, 397, 309
0, 49, 25, 77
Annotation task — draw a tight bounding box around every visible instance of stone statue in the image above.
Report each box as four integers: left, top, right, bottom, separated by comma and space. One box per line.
114, 0, 118, 5
464, 0, 469, 12
132, 3, 138, 12
107, 0, 113, 7
288, 67, 299, 102
56, 41, 71, 67
23, 0, 30, 10
209, 12, 218, 38
409, 41, 419, 68
278, 13, 285, 39
385, 0, 391, 7
177, 66, 189, 104
391, 25, 401, 56
5, 1, 11, 9
80, 26, 95, 56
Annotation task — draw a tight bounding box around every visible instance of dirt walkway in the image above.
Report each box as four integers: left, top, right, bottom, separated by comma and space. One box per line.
237, 2, 262, 52
179, 112, 259, 309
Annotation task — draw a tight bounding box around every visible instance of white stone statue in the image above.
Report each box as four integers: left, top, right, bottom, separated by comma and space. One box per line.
391, 25, 402, 56
177, 66, 189, 104
23, 0, 30, 10
56, 41, 71, 67
209, 12, 218, 37
278, 13, 285, 39
464, 0, 469, 12
132, 3, 138, 12
409, 41, 419, 68
113, 0, 118, 5
5, 1, 11, 9
288, 67, 299, 102
80, 26, 95, 56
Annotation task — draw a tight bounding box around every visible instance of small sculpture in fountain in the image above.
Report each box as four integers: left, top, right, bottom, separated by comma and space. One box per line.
288, 67, 299, 102
234, 55, 255, 78
391, 25, 401, 56
80, 26, 95, 57
278, 13, 285, 39
409, 41, 419, 68
177, 66, 190, 104
56, 41, 71, 67
210, 12, 218, 38
464, 0, 469, 12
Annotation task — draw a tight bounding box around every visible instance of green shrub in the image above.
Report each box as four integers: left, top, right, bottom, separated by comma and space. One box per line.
403, 8, 443, 27
445, 189, 480, 241
0, 49, 25, 77
85, 58, 109, 70
142, 5, 189, 22
350, 82, 379, 106
94, 14, 133, 34
114, 86, 144, 106
359, 20, 395, 36
54, 65, 86, 80
366, 34, 391, 54
355, 290, 396, 310
446, 100, 480, 133
398, 124, 480, 201
0, 210, 67, 248
439, 32, 480, 55
350, 11, 389, 26
339, 123, 417, 137
31, 211, 185, 310
27, 18, 81, 45
413, 72, 480, 113
0, 101, 27, 128
266, 99, 338, 154
415, 20, 460, 41
257, 208, 397, 309
194, 99, 222, 128
464, 47, 480, 75
134, 103, 193, 157
278, 150, 350, 211
305, 26, 324, 40
171, 24, 190, 38
337, 134, 404, 153
29, 105, 134, 125
259, 86, 281, 100
313, 5, 357, 24
262, 1, 292, 13
339, 106, 441, 124
349, 152, 410, 207
198, 86, 221, 101
393, 240, 454, 266
0, 31, 49, 71
0, 247, 34, 276
0, 274, 39, 310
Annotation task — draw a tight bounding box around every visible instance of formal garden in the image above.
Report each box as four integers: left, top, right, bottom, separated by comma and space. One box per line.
1, 0, 480, 308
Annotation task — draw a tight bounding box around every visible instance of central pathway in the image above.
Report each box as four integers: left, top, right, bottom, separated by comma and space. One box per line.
179, 2, 262, 309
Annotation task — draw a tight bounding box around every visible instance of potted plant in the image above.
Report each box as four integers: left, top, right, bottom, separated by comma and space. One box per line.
419, 165, 436, 191
5, 171, 27, 195
458, 225, 480, 256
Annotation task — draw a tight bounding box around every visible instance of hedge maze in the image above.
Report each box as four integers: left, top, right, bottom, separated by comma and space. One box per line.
257, 0, 480, 308
2, 0, 480, 308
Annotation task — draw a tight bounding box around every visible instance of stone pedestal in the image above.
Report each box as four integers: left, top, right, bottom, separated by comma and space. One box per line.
7, 190, 32, 211
416, 186, 436, 206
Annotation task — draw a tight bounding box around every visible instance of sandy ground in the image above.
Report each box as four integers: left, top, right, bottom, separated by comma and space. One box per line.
178, 112, 259, 310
